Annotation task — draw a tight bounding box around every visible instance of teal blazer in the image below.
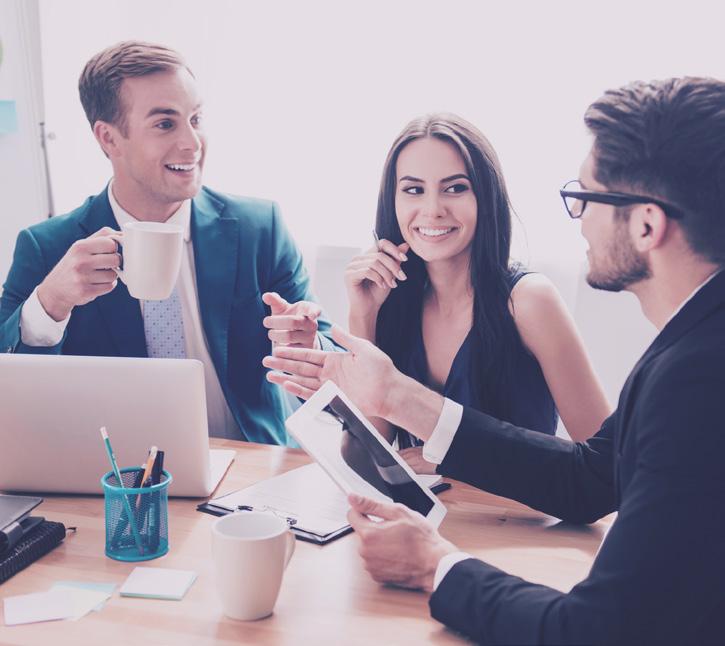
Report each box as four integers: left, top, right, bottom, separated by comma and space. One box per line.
0, 186, 334, 445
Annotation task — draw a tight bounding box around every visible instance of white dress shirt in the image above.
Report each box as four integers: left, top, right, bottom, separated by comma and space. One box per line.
424, 398, 470, 591
429, 267, 724, 591
422, 397, 464, 465
19, 181, 240, 439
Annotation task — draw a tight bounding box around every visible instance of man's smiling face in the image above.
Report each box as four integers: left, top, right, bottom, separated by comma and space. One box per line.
110, 67, 205, 214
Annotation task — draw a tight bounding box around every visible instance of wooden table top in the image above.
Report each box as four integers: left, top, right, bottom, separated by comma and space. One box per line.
0, 440, 612, 645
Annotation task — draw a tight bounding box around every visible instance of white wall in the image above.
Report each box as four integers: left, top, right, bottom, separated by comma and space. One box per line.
0, 0, 47, 280
2, 0, 720, 401
37, 0, 725, 261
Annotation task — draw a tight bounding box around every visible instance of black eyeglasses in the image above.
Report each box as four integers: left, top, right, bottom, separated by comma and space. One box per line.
560, 180, 685, 220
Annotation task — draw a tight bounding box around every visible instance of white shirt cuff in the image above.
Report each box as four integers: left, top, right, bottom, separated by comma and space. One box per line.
422, 398, 463, 465
20, 287, 69, 346
433, 551, 472, 591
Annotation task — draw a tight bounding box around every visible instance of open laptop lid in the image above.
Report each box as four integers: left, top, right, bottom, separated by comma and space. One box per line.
0, 355, 233, 497
285, 380, 446, 528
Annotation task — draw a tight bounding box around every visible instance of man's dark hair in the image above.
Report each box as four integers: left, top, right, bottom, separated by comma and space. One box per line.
78, 40, 192, 135
585, 77, 725, 265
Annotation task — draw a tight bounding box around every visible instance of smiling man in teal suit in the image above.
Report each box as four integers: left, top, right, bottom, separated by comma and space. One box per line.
0, 41, 332, 445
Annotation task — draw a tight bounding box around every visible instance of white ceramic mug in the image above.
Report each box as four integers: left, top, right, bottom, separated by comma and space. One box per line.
110, 221, 184, 300
211, 511, 296, 621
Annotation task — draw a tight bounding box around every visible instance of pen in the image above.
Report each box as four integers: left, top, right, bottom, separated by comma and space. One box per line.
372, 229, 381, 250
372, 229, 407, 262
148, 450, 164, 552
135, 445, 158, 539
430, 482, 452, 495
151, 450, 164, 486
100, 427, 144, 555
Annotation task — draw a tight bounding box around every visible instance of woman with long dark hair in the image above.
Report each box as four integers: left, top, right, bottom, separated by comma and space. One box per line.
344, 113, 610, 469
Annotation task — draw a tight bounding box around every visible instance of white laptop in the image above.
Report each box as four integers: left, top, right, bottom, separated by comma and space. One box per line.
0, 354, 235, 497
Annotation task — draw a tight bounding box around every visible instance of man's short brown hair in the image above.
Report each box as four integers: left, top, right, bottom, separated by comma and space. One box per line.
78, 40, 192, 135
585, 77, 725, 266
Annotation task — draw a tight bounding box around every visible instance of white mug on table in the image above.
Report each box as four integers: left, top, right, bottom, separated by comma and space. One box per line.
211, 511, 296, 621
110, 221, 184, 300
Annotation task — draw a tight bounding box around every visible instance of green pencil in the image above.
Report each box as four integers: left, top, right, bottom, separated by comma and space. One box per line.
100, 426, 144, 555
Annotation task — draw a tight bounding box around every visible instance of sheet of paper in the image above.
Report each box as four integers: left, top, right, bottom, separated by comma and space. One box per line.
3, 589, 74, 625
51, 583, 114, 618
120, 567, 197, 600
55, 581, 115, 612
208, 463, 351, 536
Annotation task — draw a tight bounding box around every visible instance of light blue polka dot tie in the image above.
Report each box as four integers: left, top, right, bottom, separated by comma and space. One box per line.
143, 287, 187, 359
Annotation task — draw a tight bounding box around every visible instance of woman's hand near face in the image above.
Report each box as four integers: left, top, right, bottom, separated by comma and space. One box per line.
345, 239, 409, 340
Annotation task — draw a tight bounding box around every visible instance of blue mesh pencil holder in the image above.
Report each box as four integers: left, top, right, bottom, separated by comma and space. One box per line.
101, 467, 172, 561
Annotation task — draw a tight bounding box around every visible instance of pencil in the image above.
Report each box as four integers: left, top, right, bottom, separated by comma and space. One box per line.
100, 427, 145, 555
139, 446, 158, 489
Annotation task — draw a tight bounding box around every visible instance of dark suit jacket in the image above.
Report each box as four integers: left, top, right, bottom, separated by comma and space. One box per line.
430, 270, 725, 645
0, 186, 334, 445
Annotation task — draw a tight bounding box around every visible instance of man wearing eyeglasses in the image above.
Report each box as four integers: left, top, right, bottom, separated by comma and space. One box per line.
264, 77, 725, 644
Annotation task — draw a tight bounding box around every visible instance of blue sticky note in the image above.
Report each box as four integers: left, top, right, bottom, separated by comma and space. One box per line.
120, 567, 197, 601
0, 101, 18, 134
55, 580, 116, 594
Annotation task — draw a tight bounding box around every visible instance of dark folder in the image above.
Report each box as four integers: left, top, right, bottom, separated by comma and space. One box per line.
0, 494, 67, 584
0, 520, 67, 584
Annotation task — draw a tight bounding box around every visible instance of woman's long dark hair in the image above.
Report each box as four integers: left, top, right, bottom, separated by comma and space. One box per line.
375, 113, 521, 419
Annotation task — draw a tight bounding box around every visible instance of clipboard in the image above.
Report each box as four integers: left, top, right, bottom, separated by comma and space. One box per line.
197, 503, 353, 545
197, 463, 353, 545
197, 463, 450, 545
